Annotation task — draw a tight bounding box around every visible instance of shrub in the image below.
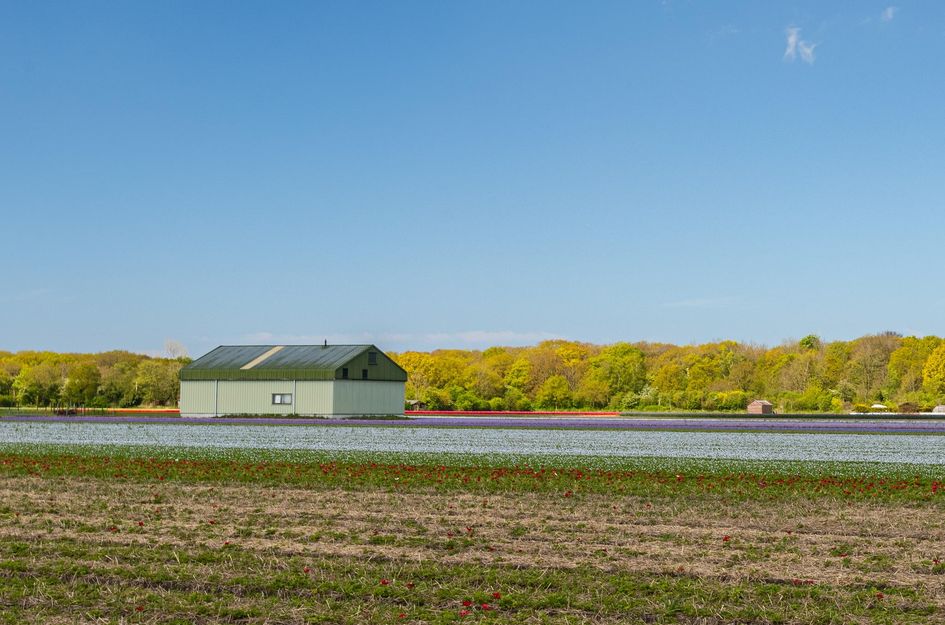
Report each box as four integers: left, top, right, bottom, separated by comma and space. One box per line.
454, 391, 486, 411
89, 396, 110, 409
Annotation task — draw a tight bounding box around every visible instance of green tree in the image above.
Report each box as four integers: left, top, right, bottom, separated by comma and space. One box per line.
574, 372, 610, 408
462, 361, 504, 400
421, 387, 452, 410
394, 352, 437, 400
778, 352, 819, 393
591, 343, 647, 396
62, 363, 101, 405
481, 347, 514, 385
134, 360, 182, 406
503, 358, 532, 393
535, 375, 572, 410
887, 336, 941, 396
99, 360, 141, 406
502, 387, 531, 411
797, 334, 821, 352
526, 342, 567, 391
13, 363, 63, 406
424, 350, 471, 389
651, 362, 686, 394
847, 333, 902, 400
725, 359, 757, 392
554, 341, 593, 388
799, 334, 822, 351
685, 356, 720, 392
923, 344, 945, 400
821, 342, 852, 390
0, 369, 13, 406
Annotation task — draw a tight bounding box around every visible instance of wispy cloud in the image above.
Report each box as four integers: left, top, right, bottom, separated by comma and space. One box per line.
798, 40, 817, 64
783, 26, 817, 65
881, 6, 898, 22
784, 26, 800, 60
237, 330, 565, 351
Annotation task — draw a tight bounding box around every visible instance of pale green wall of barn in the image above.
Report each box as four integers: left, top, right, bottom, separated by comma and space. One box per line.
179, 380, 216, 416
180, 379, 403, 416
296, 381, 335, 415
216, 381, 298, 415
332, 381, 405, 415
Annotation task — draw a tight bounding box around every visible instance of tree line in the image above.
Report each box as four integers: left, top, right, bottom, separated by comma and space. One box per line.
0, 350, 188, 408
3, 332, 945, 412
391, 333, 945, 413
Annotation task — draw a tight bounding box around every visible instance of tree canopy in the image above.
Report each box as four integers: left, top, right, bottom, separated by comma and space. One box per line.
0, 350, 188, 408
391, 333, 945, 412
4, 333, 945, 412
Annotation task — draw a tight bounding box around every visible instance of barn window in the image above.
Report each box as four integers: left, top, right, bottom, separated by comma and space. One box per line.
368, 351, 378, 365
342, 368, 348, 379
272, 393, 292, 405
362, 369, 368, 379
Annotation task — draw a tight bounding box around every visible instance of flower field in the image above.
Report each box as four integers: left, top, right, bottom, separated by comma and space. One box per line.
3, 420, 945, 464
1, 431, 944, 623
1, 444, 944, 502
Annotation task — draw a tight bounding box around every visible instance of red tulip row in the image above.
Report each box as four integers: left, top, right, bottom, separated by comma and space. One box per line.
1, 450, 943, 503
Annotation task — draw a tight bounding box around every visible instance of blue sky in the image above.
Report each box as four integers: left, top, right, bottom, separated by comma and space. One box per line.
2, 1, 944, 356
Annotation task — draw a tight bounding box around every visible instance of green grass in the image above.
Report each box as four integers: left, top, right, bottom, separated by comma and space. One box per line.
0, 535, 931, 625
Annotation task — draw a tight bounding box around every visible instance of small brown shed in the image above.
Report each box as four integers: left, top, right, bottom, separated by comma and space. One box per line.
747, 399, 774, 415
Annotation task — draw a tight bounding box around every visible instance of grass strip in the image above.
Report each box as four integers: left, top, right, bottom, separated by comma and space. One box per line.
0, 535, 933, 625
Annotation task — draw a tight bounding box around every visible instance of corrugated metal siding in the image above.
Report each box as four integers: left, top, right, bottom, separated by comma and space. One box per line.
296, 381, 334, 415
217, 381, 297, 415
182, 380, 335, 416
179, 381, 216, 417
180, 378, 401, 416
335, 349, 407, 382
332, 381, 405, 415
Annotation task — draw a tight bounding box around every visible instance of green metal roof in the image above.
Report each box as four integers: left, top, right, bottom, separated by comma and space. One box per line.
180, 345, 407, 382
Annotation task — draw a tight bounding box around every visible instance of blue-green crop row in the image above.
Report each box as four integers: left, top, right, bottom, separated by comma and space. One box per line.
3, 421, 945, 464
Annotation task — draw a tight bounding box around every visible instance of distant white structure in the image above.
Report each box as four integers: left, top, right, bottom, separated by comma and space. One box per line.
870, 403, 888, 411
933, 405, 945, 414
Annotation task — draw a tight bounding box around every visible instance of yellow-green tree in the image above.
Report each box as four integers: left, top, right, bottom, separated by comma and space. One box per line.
887, 336, 941, 396
12, 363, 63, 406
922, 344, 945, 400
133, 360, 183, 406
536, 375, 572, 410
62, 363, 102, 405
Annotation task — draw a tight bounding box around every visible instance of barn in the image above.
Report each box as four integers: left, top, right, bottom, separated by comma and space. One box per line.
179, 344, 406, 418
746, 399, 774, 415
